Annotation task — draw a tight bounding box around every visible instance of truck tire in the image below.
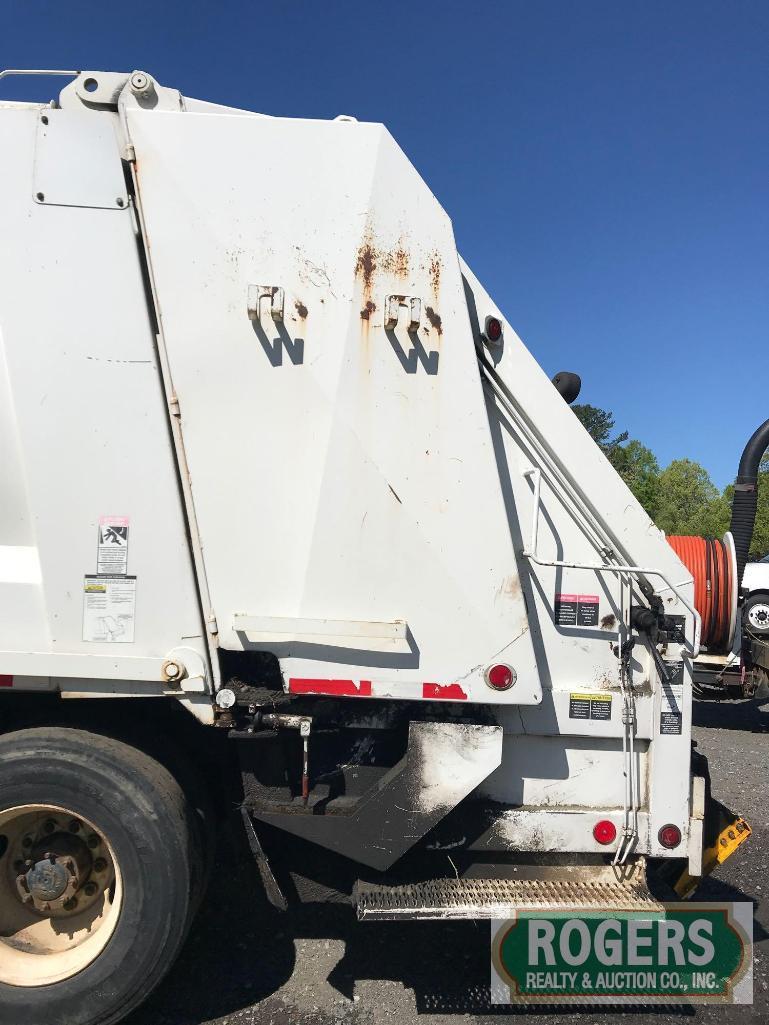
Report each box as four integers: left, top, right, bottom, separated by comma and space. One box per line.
0, 727, 198, 1025
744, 591, 769, 635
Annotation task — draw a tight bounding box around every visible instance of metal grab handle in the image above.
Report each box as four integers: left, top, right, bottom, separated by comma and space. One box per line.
0, 69, 80, 84
247, 285, 285, 323
384, 295, 421, 331
522, 467, 702, 655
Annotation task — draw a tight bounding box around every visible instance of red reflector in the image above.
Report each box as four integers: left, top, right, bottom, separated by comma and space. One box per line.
658, 824, 682, 849
484, 315, 503, 343
593, 820, 617, 845
485, 663, 514, 690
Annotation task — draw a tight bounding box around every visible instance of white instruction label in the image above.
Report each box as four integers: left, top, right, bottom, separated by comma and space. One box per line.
83, 575, 136, 643
97, 516, 129, 575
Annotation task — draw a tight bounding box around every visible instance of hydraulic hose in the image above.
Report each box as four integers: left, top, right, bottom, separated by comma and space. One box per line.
667, 535, 734, 652
730, 417, 769, 588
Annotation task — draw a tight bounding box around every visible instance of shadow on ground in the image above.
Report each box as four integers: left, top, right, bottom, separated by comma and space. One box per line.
124, 808, 766, 1025
692, 696, 769, 732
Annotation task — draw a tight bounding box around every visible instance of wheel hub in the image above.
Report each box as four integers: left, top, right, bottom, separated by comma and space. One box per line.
0, 805, 122, 987
16, 832, 92, 913
748, 603, 769, 629
25, 857, 72, 903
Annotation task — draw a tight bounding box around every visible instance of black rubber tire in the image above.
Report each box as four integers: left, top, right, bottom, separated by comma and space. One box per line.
0, 727, 197, 1025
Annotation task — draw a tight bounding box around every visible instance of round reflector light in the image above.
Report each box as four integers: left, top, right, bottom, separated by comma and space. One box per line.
658, 824, 682, 849
484, 315, 503, 344
593, 820, 617, 845
485, 663, 515, 690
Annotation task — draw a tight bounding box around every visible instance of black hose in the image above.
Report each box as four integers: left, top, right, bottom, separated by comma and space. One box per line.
730, 417, 769, 587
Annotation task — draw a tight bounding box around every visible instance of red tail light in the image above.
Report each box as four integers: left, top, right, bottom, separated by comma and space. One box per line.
593, 820, 617, 845
658, 824, 682, 849
485, 663, 515, 690
484, 315, 503, 344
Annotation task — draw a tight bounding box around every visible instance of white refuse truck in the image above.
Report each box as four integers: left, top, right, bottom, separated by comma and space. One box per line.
0, 69, 752, 1025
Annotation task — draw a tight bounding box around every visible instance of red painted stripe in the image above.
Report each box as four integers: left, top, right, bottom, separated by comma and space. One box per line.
0, 675, 13, 688
423, 682, 467, 700
288, 678, 373, 697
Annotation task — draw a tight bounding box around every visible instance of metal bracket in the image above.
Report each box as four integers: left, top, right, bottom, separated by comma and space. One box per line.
247, 285, 285, 323
384, 295, 421, 331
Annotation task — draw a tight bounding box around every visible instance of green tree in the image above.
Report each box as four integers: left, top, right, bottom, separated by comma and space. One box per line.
610, 440, 661, 520
655, 459, 720, 536
572, 404, 658, 518
572, 404, 628, 453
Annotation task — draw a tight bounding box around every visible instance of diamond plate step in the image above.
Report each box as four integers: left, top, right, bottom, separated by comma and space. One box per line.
353, 877, 664, 920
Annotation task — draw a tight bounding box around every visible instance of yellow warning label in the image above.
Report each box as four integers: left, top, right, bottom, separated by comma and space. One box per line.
569, 692, 612, 721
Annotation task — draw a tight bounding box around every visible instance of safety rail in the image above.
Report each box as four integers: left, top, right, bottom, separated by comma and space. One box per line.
475, 342, 700, 656
523, 467, 702, 656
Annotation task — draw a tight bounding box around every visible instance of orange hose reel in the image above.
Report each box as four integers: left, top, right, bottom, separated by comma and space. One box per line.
667, 534, 737, 652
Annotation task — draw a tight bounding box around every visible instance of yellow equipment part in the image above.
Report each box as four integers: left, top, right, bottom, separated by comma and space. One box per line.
674, 815, 752, 899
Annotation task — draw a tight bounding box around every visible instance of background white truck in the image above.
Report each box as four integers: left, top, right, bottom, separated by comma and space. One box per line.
0, 69, 752, 1025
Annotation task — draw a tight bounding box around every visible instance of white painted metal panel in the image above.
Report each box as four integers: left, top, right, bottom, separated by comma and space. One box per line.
460, 259, 694, 851
33, 108, 128, 210
127, 107, 541, 703
0, 107, 209, 685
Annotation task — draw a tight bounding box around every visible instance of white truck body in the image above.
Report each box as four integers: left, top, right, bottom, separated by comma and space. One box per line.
0, 71, 702, 868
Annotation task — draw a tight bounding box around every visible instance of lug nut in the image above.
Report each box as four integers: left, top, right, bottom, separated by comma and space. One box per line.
68, 819, 81, 833
93, 858, 107, 872
83, 881, 98, 897
63, 897, 78, 911
22, 836, 33, 849
43, 819, 56, 834
87, 834, 100, 849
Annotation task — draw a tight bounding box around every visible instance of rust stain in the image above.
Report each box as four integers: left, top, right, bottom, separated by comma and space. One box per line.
600, 614, 617, 630
429, 252, 441, 297
294, 299, 308, 319
355, 243, 377, 291
355, 229, 412, 292
381, 244, 409, 278
360, 300, 377, 321
425, 306, 443, 336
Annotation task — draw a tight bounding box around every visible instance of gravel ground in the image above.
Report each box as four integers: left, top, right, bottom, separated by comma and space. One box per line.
126, 697, 769, 1025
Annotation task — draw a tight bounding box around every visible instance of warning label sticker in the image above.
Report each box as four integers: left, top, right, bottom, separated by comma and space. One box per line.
569, 692, 612, 721
660, 661, 685, 735
555, 593, 600, 627
83, 575, 136, 643
97, 516, 129, 576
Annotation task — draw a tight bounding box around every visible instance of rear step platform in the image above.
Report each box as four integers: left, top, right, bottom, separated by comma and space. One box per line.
353, 877, 664, 920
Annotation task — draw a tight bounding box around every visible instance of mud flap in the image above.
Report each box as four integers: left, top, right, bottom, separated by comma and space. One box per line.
240, 806, 288, 911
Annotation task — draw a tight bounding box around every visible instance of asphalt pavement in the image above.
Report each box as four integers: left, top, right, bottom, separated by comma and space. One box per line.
126, 697, 769, 1025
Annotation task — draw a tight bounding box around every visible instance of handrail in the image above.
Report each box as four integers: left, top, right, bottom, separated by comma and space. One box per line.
522, 468, 701, 655
0, 69, 80, 83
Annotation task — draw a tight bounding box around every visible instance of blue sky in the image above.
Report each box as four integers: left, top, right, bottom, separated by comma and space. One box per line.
5, 1, 768, 488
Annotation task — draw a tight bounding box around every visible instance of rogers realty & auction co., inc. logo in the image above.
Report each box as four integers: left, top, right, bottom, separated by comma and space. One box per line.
491, 903, 752, 1004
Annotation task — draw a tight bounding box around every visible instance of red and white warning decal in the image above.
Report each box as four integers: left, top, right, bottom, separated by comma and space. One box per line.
554, 592, 600, 627
287, 679, 468, 701
97, 515, 130, 576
